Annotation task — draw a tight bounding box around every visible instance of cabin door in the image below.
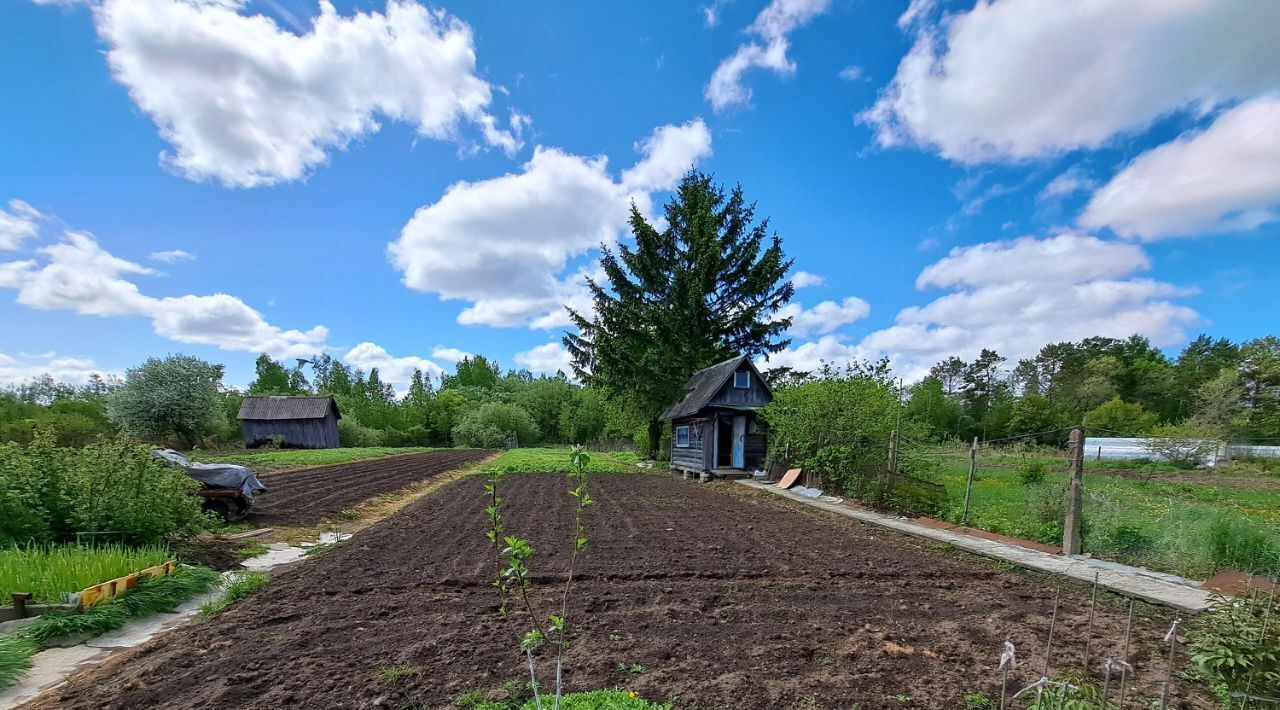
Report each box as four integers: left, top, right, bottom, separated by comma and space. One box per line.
731, 415, 746, 469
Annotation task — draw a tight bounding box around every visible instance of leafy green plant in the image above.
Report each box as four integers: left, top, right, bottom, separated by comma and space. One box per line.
200, 570, 269, 615
616, 662, 645, 674
1020, 672, 1111, 709
1017, 459, 1047, 486
1188, 592, 1279, 698
484, 446, 597, 710
964, 691, 994, 709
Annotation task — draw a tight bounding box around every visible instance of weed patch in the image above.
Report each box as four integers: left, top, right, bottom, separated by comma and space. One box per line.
200, 570, 269, 615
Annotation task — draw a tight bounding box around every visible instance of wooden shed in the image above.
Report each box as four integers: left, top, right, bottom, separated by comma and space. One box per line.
660, 355, 772, 478
237, 395, 341, 449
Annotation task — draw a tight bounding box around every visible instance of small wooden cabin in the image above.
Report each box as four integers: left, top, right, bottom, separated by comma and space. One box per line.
660, 355, 772, 478
237, 395, 341, 449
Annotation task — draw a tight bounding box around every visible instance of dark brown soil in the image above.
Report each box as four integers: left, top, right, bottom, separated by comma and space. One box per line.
171, 538, 247, 571
250, 449, 495, 526
32, 472, 1213, 710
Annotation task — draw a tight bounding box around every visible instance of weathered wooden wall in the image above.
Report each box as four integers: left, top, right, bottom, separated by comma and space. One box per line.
707, 366, 771, 408
242, 410, 340, 449
671, 416, 712, 472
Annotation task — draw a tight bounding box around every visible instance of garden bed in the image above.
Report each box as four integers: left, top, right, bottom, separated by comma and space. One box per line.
29, 471, 1210, 709
248, 448, 495, 526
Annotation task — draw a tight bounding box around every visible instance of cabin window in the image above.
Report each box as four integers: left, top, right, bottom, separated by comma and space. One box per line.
733, 371, 750, 389
675, 425, 691, 448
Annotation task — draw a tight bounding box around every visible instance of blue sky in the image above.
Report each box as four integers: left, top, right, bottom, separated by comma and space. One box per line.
1, 0, 1278, 390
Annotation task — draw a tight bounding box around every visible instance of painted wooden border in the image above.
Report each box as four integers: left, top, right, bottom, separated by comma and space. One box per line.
76, 559, 178, 608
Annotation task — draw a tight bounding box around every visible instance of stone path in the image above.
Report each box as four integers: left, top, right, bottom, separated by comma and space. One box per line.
737, 479, 1215, 614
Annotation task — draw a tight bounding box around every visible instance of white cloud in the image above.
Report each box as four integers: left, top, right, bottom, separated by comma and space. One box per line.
0, 199, 46, 251
1080, 96, 1280, 240
778, 296, 870, 337
837, 65, 865, 82
0, 352, 117, 389
1038, 166, 1097, 202
342, 342, 445, 390
513, 342, 573, 375
94, 0, 523, 187
760, 334, 875, 375
860, 233, 1198, 379
790, 270, 824, 288
0, 229, 328, 359
389, 119, 713, 329
704, 0, 829, 112
863, 0, 1280, 163
896, 0, 935, 29
430, 346, 471, 363
148, 249, 195, 264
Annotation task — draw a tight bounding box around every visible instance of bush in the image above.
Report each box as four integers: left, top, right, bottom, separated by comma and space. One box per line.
1142, 424, 1219, 468
453, 403, 540, 448
1025, 482, 1065, 544
1189, 593, 1280, 698
337, 418, 385, 447
1017, 459, 1047, 486
0, 434, 210, 545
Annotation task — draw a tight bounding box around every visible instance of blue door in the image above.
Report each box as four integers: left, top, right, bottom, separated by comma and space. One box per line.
731, 415, 746, 469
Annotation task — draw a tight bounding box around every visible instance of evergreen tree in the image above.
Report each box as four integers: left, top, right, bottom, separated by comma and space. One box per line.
565, 170, 794, 456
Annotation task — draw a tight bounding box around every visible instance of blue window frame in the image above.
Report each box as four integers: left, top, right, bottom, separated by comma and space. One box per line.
733, 371, 750, 389
675, 425, 690, 448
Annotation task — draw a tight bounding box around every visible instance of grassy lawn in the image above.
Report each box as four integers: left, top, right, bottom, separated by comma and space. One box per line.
929, 450, 1280, 579
196, 446, 435, 472
474, 447, 645, 475
0, 543, 172, 603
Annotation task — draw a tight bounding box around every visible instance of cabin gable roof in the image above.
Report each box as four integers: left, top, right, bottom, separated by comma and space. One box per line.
659, 355, 772, 420
237, 395, 341, 421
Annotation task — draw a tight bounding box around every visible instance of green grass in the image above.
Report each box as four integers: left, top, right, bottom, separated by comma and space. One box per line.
196, 446, 436, 472
199, 570, 269, 615
475, 447, 644, 475
456, 688, 669, 710
929, 450, 1280, 578
0, 543, 172, 603
0, 565, 220, 689
375, 664, 420, 683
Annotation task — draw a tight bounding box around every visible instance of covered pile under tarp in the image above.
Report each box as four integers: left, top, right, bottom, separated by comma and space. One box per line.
152, 449, 268, 501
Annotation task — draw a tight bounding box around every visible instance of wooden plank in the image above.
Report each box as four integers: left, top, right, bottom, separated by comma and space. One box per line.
227, 528, 273, 539
775, 468, 802, 489
77, 559, 177, 608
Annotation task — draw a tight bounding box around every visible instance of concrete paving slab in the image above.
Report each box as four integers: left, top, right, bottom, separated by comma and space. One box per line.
0, 645, 107, 708
736, 479, 1214, 614
241, 545, 306, 571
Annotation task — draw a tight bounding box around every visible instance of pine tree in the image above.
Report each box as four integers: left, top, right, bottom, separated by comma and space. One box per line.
565, 170, 793, 456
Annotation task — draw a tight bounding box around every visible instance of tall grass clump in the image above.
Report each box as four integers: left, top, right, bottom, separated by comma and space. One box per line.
200, 570, 269, 615
0, 542, 171, 602
0, 635, 38, 689
0, 433, 211, 545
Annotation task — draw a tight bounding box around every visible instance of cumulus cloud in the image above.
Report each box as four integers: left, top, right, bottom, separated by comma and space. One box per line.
864, 233, 1197, 379
430, 346, 472, 363
148, 249, 195, 264
514, 342, 573, 375
760, 334, 875, 375
704, 0, 829, 112
0, 228, 328, 359
343, 342, 446, 389
863, 0, 1280, 163
777, 296, 869, 337
0, 199, 46, 250
1080, 96, 1280, 240
389, 119, 712, 329
790, 270, 824, 288
93, 0, 523, 187
0, 352, 117, 389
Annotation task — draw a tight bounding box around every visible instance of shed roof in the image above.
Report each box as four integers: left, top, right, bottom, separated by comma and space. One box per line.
659, 355, 770, 420
237, 395, 340, 421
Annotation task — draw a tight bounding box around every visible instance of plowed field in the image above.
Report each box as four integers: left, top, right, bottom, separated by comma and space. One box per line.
31, 472, 1210, 709
250, 449, 495, 526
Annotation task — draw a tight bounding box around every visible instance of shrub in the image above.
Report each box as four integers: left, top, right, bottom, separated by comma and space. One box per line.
1017, 459, 1047, 486
338, 418, 385, 447
453, 403, 540, 448
0, 434, 210, 545
106, 355, 225, 448
1189, 593, 1280, 698
1025, 482, 1065, 544
1141, 424, 1219, 468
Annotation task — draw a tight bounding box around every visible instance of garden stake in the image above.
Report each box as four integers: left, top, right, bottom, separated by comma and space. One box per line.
1117, 600, 1134, 709
998, 640, 1016, 710
1043, 586, 1062, 679
1158, 618, 1180, 709
1084, 572, 1099, 675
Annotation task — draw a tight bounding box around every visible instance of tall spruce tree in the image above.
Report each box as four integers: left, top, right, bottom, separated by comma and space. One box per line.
564, 170, 794, 456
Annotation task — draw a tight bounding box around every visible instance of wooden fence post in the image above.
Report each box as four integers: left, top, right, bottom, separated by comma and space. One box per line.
961, 437, 978, 527
1063, 425, 1085, 555
888, 429, 899, 474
